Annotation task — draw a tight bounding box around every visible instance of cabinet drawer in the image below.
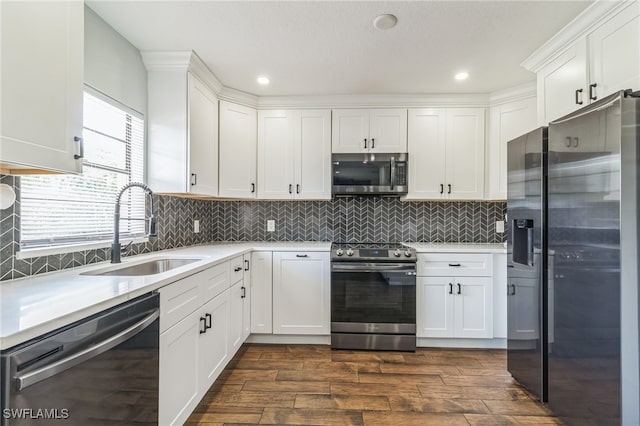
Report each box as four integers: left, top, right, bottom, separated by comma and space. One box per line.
418, 253, 492, 277
229, 255, 245, 284
159, 272, 202, 333
200, 262, 230, 303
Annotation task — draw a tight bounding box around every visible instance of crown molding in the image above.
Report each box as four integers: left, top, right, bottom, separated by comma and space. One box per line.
218, 86, 259, 108
253, 93, 490, 109
521, 0, 634, 72
141, 50, 223, 93
488, 81, 536, 106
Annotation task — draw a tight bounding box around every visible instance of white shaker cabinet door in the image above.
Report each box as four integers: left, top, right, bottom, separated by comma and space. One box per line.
454, 277, 493, 339
258, 110, 295, 199
589, 3, 640, 102
219, 100, 257, 198
416, 276, 455, 338
331, 109, 369, 153
159, 310, 200, 426
199, 290, 230, 395
272, 252, 330, 335
229, 280, 245, 355
295, 110, 332, 200
0, 1, 83, 174
537, 38, 588, 125
407, 109, 447, 199
188, 74, 219, 196
445, 108, 485, 200
369, 109, 408, 153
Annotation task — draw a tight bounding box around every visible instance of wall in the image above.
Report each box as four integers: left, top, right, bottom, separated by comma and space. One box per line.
84, 6, 147, 115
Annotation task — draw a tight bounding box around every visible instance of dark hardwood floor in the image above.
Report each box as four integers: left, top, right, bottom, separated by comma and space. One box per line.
185, 344, 561, 425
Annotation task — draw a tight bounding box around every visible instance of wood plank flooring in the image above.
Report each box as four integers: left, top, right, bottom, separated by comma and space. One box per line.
185, 344, 561, 425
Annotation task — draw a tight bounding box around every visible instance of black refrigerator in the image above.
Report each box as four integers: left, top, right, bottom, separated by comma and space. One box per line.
507, 90, 640, 426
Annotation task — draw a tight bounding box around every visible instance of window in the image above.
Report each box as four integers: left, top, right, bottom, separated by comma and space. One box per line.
20, 88, 145, 250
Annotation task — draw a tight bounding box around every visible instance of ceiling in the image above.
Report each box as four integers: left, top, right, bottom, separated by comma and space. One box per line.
87, 1, 593, 97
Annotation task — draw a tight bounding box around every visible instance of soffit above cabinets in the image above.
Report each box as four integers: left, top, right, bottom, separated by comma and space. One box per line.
87, 1, 592, 97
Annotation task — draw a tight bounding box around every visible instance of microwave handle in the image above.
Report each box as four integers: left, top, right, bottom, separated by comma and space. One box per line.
390, 156, 396, 190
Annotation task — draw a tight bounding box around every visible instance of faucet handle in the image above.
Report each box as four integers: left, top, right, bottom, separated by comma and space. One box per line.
148, 216, 157, 237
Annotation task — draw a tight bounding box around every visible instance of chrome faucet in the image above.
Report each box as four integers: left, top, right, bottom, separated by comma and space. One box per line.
111, 182, 157, 263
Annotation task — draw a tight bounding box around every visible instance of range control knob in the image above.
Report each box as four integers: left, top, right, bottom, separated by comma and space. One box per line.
394, 249, 402, 257
346, 249, 354, 257
336, 248, 344, 257
404, 250, 412, 258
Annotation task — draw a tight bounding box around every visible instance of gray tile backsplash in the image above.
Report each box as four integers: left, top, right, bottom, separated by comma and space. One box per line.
0, 174, 505, 281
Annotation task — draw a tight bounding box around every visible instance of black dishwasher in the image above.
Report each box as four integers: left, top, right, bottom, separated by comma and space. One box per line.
1, 293, 159, 425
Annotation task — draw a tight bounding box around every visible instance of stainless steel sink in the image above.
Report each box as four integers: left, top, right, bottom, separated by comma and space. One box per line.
83, 258, 201, 276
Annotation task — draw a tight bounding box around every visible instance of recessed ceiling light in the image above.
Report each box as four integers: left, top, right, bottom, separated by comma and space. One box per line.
257, 76, 270, 85
373, 14, 397, 30
454, 71, 469, 81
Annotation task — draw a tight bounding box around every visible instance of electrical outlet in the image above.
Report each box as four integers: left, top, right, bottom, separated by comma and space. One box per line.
194, 219, 200, 233
496, 220, 505, 233
267, 220, 275, 232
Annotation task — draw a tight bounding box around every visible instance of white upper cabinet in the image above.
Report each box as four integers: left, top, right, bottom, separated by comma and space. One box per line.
588, 3, 640, 101
219, 100, 258, 198
526, 1, 640, 125
0, 1, 83, 174
332, 109, 407, 153
143, 52, 219, 196
486, 96, 537, 200
407, 108, 485, 200
257, 109, 331, 200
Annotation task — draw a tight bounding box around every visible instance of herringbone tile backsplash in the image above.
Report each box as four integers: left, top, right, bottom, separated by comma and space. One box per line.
0, 175, 505, 281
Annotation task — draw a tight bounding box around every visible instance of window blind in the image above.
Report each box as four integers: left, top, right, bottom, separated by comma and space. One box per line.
20, 89, 145, 249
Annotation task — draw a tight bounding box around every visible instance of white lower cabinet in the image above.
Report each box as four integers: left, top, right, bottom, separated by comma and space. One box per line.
199, 290, 230, 395
159, 309, 200, 426
272, 252, 331, 334
159, 258, 251, 425
416, 253, 494, 339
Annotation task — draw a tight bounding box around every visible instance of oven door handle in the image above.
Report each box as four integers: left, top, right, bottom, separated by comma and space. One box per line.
14, 309, 159, 391
332, 263, 416, 273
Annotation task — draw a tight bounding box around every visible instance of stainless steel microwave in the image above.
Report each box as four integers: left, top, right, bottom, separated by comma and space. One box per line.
332, 153, 408, 196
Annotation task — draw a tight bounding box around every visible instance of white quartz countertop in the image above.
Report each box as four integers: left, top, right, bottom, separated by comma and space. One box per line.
0, 241, 330, 350
403, 242, 507, 253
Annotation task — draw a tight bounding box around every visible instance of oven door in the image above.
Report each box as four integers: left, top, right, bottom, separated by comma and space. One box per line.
331, 262, 416, 333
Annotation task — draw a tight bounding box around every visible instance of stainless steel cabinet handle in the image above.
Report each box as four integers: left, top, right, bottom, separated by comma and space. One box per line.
244, 259, 250, 271
73, 136, 84, 160
190, 173, 197, 186
575, 88, 584, 105
457, 283, 462, 294
205, 313, 212, 329
200, 317, 207, 334
234, 266, 242, 272
589, 83, 597, 101
15, 310, 159, 391
449, 283, 453, 294
296, 254, 309, 258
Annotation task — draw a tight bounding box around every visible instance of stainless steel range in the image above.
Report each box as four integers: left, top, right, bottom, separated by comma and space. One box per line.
331, 243, 417, 351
